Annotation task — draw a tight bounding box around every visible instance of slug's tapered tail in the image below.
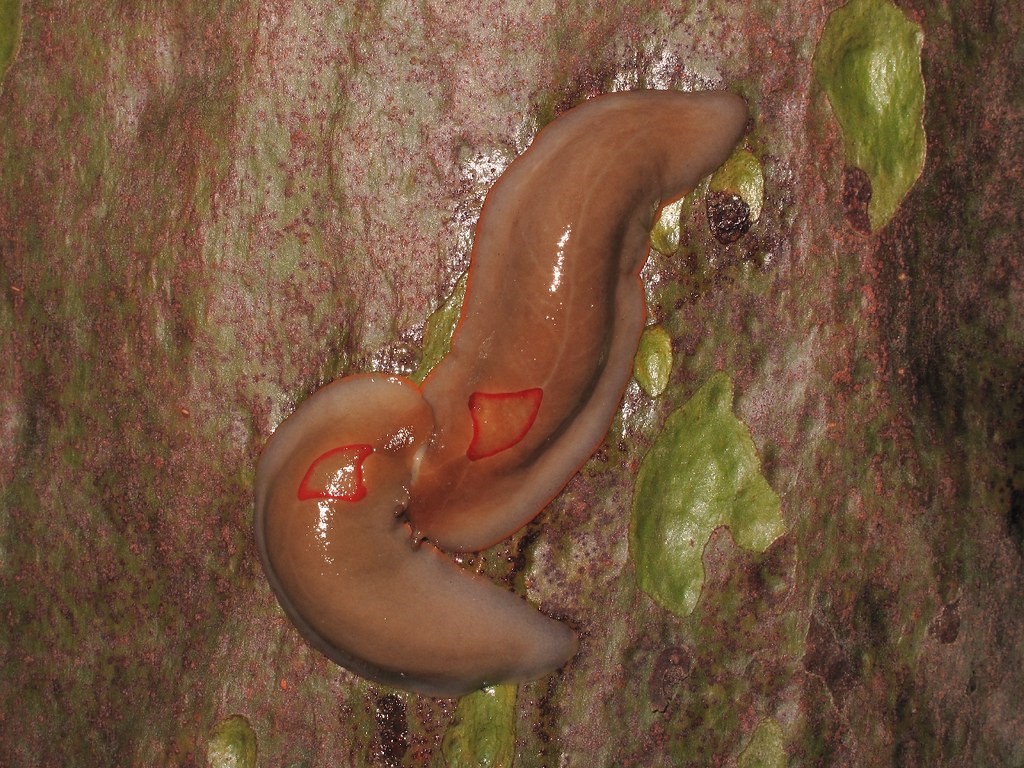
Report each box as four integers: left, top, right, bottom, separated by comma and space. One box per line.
254, 90, 748, 696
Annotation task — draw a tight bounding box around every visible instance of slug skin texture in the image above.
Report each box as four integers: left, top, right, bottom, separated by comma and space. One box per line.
255, 90, 748, 696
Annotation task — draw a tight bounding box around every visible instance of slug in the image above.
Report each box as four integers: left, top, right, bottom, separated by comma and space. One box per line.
254, 375, 576, 696
255, 89, 748, 696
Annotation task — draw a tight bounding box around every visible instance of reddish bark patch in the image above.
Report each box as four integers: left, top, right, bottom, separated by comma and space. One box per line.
648, 646, 693, 713
929, 599, 961, 644
803, 616, 860, 707
842, 165, 873, 234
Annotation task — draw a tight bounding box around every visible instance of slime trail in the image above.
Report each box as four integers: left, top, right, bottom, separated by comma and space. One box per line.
254, 90, 748, 696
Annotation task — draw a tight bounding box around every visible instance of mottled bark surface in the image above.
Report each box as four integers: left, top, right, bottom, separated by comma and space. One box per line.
1, 1, 1021, 765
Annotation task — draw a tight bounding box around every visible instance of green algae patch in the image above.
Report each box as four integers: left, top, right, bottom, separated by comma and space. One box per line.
709, 149, 765, 225
441, 685, 516, 768
634, 325, 673, 398
651, 197, 685, 255
207, 715, 257, 768
814, 0, 925, 231
738, 718, 786, 768
410, 272, 467, 383
630, 373, 785, 617
0, 0, 20, 87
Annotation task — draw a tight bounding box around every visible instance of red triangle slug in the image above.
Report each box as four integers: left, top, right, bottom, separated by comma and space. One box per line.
254, 89, 748, 696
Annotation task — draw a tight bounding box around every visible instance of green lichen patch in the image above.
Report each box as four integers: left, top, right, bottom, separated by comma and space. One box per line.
441, 685, 517, 768
650, 198, 686, 255
709, 149, 765, 225
207, 714, 257, 768
633, 325, 673, 398
630, 372, 785, 617
738, 718, 786, 768
0, 0, 19, 87
814, 0, 925, 231
410, 272, 467, 383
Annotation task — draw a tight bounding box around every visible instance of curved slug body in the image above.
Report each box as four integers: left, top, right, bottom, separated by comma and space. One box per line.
255, 90, 748, 696
255, 375, 576, 696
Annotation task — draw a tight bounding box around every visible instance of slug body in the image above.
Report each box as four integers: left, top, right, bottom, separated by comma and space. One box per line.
414, 90, 749, 551
255, 90, 748, 696
254, 376, 574, 696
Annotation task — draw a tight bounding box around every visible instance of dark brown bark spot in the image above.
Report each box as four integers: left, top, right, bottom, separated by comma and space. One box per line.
706, 191, 751, 244
373, 694, 408, 768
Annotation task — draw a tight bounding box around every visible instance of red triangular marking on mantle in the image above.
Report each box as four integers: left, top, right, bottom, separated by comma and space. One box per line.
297, 444, 374, 502
467, 388, 543, 461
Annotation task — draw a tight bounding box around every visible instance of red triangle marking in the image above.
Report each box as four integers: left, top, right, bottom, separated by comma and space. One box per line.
467, 388, 543, 461
297, 444, 375, 502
